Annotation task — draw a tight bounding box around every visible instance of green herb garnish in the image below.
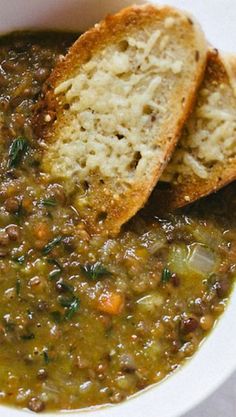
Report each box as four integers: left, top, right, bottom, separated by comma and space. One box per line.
27, 310, 33, 320
81, 262, 111, 280
8, 137, 29, 168
49, 270, 61, 280
30, 159, 40, 168
21, 333, 35, 340
14, 201, 24, 219
48, 258, 63, 280
161, 267, 172, 283
57, 281, 74, 293
5, 322, 15, 332
50, 311, 62, 324
13, 255, 25, 265
42, 236, 63, 255
59, 296, 80, 320
59, 297, 74, 308
206, 273, 217, 288
47, 258, 63, 270
39, 198, 57, 207
16, 279, 21, 296
65, 298, 80, 320
43, 350, 50, 365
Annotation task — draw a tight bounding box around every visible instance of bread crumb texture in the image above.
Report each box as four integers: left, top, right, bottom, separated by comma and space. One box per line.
162, 52, 236, 182
159, 51, 236, 210
42, 5, 207, 234
49, 20, 192, 184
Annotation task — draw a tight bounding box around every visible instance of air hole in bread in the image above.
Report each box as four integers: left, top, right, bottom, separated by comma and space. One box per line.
117, 71, 132, 81
75, 180, 90, 196
143, 104, 153, 115
63, 103, 70, 110
118, 39, 129, 52
129, 151, 142, 171
96, 211, 107, 223
116, 134, 124, 140
78, 159, 86, 168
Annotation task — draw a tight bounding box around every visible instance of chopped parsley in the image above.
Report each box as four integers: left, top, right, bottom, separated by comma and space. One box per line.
27, 310, 33, 320
43, 350, 50, 365
16, 279, 21, 296
81, 262, 111, 280
8, 137, 29, 168
48, 258, 63, 280
56, 281, 74, 294
50, 311, 62, 324
13, 255, 25, 265
59, 296, 80, 320
161, 267, 172, 283
42, 236, 63, 255
49, 270, 61, 280
65, 298, 80, 320
21, 333, 35, 341
39, 198, 57, 207
47, 258, 63, 271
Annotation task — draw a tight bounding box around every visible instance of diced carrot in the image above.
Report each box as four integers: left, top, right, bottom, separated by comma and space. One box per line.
34, 222, 51, 241
97, 291, 124, 315
22, 197, 33, 212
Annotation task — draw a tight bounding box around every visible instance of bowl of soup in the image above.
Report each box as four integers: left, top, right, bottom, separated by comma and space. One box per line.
0, 0, 235, 416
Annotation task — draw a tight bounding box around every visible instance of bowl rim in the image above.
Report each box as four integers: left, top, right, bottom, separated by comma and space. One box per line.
0, 1, 235, 416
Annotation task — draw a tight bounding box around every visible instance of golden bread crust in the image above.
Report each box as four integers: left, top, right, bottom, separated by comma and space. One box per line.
36, 4, 207, 234
155, 50, 236, 212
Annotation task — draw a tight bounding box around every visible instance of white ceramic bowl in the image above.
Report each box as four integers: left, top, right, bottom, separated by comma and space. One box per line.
1, 1, 236, 416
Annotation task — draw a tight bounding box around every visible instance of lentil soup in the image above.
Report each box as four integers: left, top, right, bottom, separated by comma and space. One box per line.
0, 32, 235, 413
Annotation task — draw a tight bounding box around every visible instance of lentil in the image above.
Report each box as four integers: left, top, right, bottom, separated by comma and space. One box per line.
0, 31, 234, 413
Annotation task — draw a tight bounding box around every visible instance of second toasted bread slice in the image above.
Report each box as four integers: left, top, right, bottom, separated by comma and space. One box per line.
159, 50, 236, 209
38, 4, 207, 234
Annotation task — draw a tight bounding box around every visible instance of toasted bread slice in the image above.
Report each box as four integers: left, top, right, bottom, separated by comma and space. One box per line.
38, 4, 207, 234
158, 50, 236, 210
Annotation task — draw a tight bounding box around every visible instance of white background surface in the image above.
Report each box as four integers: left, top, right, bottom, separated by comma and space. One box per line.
186, 372, 236, 417
1, 0, 236, 52
154, 0, 236, 52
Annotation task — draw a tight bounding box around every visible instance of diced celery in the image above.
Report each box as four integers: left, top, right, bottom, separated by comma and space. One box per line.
137, 293, 164, 313
188, 244, 217, 276
192, 224, 223, 250
168, 243, 218, 280
167, 244, 189, 277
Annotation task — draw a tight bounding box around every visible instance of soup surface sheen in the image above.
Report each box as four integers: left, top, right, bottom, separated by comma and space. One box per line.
0, 32, 235, 413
